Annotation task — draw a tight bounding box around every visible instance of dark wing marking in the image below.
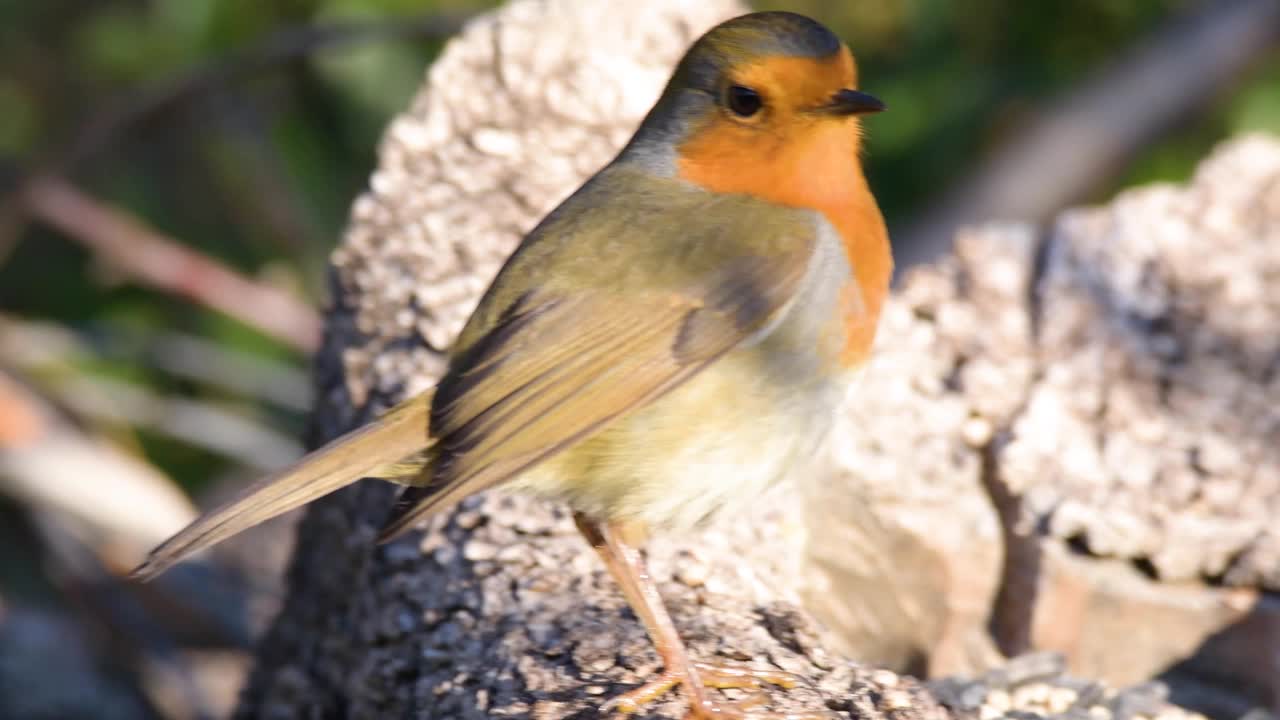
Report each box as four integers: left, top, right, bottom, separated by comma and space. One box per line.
379, 233, 815, 541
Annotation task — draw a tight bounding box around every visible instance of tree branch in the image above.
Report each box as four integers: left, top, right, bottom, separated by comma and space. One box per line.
21, 177, 321, 352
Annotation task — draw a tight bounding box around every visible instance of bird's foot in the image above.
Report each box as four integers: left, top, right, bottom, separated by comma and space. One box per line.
605, 661, 836, 719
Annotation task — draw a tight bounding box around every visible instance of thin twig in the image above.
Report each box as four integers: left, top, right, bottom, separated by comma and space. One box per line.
22, 177, 322, 352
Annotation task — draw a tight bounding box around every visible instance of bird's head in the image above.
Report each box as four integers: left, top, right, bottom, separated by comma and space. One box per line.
624, 11, 884, 210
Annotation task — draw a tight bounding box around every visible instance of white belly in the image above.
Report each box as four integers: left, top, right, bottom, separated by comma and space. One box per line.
510, 355, 853, 532
620, 363, 850, 531
508, 211, 858, 531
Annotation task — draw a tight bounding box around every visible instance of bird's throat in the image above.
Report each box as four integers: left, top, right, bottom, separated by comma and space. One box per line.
676, 124, 891, 365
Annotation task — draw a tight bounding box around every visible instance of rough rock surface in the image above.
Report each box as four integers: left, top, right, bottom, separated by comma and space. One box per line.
1004, 134, 1280, 586
236, 1, 875, 717
824, 136, 1280, 709
230, 0, 1280, 717
804, 222, 1033, 677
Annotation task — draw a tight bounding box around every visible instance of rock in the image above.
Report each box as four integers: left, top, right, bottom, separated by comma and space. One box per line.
220, 0, 1280, 714
810, 135, 1280, 713
1002, 135, 1280, 586
804, 225, 1036, 677
1023, 540, 1267, 688
927, 651, 1209, 720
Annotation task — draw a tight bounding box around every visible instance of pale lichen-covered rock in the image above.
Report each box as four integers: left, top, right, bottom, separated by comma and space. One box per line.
229, 0, 1280, 715
1002, 135, 1280, 587
822, 135, 1280, 711
803, 224, 1036, 677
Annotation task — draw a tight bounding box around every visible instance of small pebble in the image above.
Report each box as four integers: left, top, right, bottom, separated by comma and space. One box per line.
702, 576, 730, 596
418, 531, 448, 554
455, 510, 483, 529
870, 669, 899, 688
675, 560, 710, 588
532, 700, 571, 720
463, 541, 499, 561
497, 544, 527, 563
1070, 682, 1106, 709
513, 514, 543, 534
988, 689, 1012, 712
1003, 652, 1068, 687
925, 677, 986, 711
1047, 687, 1078, 714
962, 416, 994, 446
883, 690, 915, 710
1012, 683, 1051, 708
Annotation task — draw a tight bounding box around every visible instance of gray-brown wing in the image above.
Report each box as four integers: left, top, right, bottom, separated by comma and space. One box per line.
377, 244, 815, 541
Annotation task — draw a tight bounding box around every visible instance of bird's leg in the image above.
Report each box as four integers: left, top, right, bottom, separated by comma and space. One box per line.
574, 514, 831, 719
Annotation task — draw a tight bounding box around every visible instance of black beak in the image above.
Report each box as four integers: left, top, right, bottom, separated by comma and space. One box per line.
823, 88, 885, 116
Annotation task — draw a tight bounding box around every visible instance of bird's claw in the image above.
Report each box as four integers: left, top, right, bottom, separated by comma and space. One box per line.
603, 661, 836, 719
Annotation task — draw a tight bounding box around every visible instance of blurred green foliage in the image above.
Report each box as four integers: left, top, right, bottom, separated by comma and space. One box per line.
0, 0, 1277, 495
763, 0, 1280, 216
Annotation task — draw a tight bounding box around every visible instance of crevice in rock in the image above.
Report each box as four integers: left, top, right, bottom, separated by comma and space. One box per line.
981, 431, 1039, 659
1131, 556, 1160, 582
1026, 223, 1056, 344
981, 225, 1055, 660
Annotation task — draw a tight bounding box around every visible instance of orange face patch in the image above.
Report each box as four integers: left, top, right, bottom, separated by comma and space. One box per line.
675, 47, 891, 367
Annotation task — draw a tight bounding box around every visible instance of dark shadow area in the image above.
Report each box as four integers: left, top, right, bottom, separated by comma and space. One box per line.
1156, 594, 1280, 719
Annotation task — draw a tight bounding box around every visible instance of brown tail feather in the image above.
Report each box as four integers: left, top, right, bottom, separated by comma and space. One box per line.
376, 478, 486, 544
130, 390, 435, 581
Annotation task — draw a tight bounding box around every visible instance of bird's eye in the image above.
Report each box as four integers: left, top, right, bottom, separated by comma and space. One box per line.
726, 85, 763, 118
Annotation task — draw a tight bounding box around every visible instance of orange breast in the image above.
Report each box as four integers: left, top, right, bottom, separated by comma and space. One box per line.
676, 120, 892, 367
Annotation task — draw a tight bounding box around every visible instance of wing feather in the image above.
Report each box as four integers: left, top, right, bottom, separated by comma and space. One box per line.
379, 199, 819, 541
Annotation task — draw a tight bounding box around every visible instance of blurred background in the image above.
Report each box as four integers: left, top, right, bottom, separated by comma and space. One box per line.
0, 1, 1277, 718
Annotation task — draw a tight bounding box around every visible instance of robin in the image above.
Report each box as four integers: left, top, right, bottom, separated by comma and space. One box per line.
134, 11, 889, 718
